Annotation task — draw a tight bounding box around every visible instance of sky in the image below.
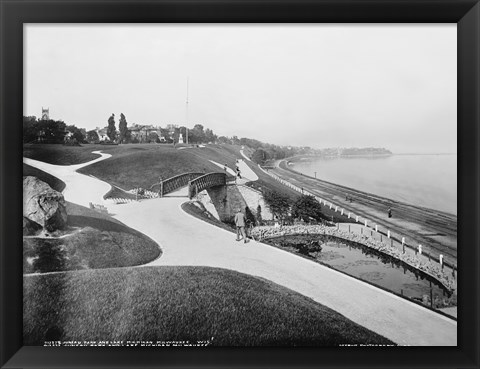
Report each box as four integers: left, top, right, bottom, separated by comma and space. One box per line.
24, 24, 457, 154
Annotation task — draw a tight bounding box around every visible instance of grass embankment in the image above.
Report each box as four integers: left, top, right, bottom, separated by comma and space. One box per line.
23, 201, 161, 273
24, 266, 393, 346
23, 163, 66, 192
23, 143, 104, 165
23, 143, 348, 222
78, 145, 229, 190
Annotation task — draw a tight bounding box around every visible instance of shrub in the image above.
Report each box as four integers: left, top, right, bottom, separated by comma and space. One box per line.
291, 195, 324, 223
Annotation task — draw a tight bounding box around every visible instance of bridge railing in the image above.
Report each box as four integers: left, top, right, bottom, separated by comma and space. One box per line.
151, 172, 204, 196
188, 172, 227, 199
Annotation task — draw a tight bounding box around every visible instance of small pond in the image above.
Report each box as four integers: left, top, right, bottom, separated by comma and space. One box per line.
264, 235, 451, 307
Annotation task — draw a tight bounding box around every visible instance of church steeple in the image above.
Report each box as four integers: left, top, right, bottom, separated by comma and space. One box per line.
41, 107, 49, 120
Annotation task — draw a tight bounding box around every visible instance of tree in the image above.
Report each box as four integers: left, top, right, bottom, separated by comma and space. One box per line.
185, 125, 202, 144
118, 113, 128, 143
217, 136, 230, 144
245, 206, 256, 226
86, 130, 99, 143
23, 116, 39, 143
256, 204, 263, 225
23, 116, 68, 144
148, 131, 159, 143
263, 190, 291, 223
124, 129, 132, 143
159, 128, 172, 143
291, 195, 324, 223
251, 148, 270, 165
205, 128, 217, 143
179, 126, 187, 142
39, 119, 66, 143
172, 127, 180, 144
107, 114, 117, 141
192, 124, 206, 143
66, 125, 85, 143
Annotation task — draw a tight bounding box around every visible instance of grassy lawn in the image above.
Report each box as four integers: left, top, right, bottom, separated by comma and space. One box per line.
23, 143, 351, 222
23, 266, 394, 346
23, 143, 105, 165
23, 202, 161, 273
23, 143, 258, 190
78, 145, 224, 190
23, 163, 66, 192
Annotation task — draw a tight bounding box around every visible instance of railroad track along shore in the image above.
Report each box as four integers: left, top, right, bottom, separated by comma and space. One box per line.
271, 160, 457, 266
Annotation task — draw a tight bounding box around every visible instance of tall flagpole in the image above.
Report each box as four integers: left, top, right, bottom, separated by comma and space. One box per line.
186, 77, 189, 145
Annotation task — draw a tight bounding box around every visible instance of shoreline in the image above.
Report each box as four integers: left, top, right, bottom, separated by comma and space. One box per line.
285, 158, 456, 218
267, 159, 457, 267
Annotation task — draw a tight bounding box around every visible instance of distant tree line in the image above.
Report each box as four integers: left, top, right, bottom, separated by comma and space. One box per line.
97, 114, 219, 145
23, 116, 86, 145
22, 114, 220, 146
23, 113, 320, 161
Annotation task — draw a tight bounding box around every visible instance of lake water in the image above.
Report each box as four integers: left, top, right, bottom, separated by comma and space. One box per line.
291, 155, 457, 215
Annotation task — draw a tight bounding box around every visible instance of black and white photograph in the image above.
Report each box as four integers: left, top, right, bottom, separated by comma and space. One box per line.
21, 24, 458, 347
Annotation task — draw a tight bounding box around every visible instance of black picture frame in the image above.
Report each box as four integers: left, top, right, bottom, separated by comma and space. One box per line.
1, 1, 479, 368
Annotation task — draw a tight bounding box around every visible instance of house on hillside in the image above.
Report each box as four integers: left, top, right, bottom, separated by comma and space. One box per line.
129, 124, 161, 143
96, 127, 109, 142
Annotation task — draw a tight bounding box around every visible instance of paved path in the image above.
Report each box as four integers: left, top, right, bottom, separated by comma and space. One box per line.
24, 153, 457, 346
23, 151, 112, 208
113, 197, 456, 346
209, 159, 259, 184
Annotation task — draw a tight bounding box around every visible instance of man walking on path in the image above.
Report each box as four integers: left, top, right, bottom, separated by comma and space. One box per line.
235, 208, 249, 243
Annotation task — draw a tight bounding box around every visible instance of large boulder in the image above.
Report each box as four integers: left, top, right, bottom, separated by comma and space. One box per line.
23, 176, 67, 232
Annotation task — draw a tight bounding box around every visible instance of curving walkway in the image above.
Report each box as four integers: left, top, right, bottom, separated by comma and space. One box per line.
23, 153, 457, 346
23, 151, 112, 208
209, 158, 259, 184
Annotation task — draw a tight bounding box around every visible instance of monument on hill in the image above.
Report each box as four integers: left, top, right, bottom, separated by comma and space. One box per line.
178, 133, 184, 144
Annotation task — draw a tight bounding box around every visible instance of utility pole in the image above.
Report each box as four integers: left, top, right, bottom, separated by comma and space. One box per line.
186, 77, 189, 145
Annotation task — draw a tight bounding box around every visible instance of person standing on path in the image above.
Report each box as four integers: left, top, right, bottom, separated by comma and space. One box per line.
235, 161, 242, 179
235, 208, 249, 243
